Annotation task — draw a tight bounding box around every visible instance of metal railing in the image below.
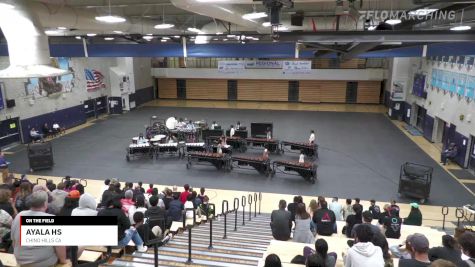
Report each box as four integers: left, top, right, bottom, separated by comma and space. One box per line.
254, 193, 257, 218
455, 207, 464, 227
233, 198, 239, 231
207, 203, 215, 249
248, 194, 252, 221
183, 208, 197, 264
242, 195, 246, 226
441, 206, 449, 230
222, 200, 229, 239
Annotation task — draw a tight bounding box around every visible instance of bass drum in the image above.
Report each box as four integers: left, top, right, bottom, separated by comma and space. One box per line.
166, 117, 177, 130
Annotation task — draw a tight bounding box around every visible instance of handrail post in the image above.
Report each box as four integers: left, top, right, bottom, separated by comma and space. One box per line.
242, 196, 246, 226
233, 198, 239, 231
441, 206, 449, 230
208, 203, 215, 249
222, 200, 229, 239
254, 193, 257, 217
455, 207, 464, 227
154, 243, 158, 267
258, 192, 262, 215
183, 208, 196, 264
248, 194, 252, 221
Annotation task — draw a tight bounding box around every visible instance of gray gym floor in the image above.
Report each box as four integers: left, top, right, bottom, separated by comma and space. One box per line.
7, 106, 474, 206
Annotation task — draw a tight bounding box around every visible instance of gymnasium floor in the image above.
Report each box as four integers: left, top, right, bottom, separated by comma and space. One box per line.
7, 104, 474, 206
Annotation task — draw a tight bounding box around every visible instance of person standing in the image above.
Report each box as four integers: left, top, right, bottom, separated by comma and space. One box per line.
309, 130, 316, 144
266, 127, 272, 140
230, 125, 235, 137
299, 151, 305, 163
0, 150, 9, 184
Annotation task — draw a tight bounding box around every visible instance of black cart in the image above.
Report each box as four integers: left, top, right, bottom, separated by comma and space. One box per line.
398, 162, 433, 203
28, 142, 54, 172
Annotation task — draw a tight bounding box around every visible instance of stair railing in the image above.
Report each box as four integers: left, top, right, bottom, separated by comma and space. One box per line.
182, 208, 196, 264
254, 192, 257, 217
455, 207, 464, 227
242, 195, 246, 226
233, 198, 239, 231
222, 200, 229, 239
207, 203, 215, 249
258, 192, 262, 215
248, 194, 252, 221
441, 206, 449, 230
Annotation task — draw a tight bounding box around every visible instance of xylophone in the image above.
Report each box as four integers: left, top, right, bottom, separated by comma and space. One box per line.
184, 142, 207, 153
226, 136, 247, 153
271, 160, 317, 184
126, 143, 153, 161
280, 141, 318, 159
245, 137, 279, 153
230, 156, 271, 176
211, 144, 232, 155
155, 143, 181, 158
186, 152, 231, 171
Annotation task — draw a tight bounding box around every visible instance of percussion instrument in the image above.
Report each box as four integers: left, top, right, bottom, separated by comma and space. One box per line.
280, 141, 318, 159
231, 156, 271, 176
166, 117, 177, 130
271, 160, 317, 184
245, 137, 279, 153
126, 142, 153, 161
226, 136, 247, 153
186, 152, 231, 171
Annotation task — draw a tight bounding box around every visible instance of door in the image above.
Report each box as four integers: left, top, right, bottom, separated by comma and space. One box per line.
228, 80, 237, 101
83, 99, 95, 119
288, 81, 299, 102
443, 123, 456, 148
346, 82, 358, 103
177, 79, 186, 99
415, 105, 426, 130
469, 136, 475, 173
0, 117, 20, 148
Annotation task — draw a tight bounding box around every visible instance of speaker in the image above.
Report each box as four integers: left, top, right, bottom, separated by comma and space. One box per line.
6, 99, 15, 108
27, 142, 53, 171
291, 11, 304, 26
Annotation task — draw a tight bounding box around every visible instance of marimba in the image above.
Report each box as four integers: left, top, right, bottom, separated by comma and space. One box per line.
226, 136, 247, 153
231, 156, 271, 176
280, 141, 318, 159
186, 152, 231, 171
126, 143, 153, 161
271, 160, 317, 184
155, 143, 180, 158
184, 142, 207, 153
245, 137, 279, 153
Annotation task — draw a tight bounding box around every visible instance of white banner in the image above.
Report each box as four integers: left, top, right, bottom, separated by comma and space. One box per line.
218, 61, 245, 73
245, 60, 283, 69
282, 61, 312, 74
21, 225, 118, 246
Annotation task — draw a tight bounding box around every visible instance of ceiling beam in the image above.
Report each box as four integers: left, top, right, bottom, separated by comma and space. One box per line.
278, 30, 475, 43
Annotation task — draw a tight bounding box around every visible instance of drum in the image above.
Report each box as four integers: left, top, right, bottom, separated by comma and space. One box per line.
166, 117, 177, 130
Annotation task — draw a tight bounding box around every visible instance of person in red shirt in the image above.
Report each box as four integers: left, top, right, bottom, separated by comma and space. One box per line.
146, 184, 154, 194
179, 184, 190, 204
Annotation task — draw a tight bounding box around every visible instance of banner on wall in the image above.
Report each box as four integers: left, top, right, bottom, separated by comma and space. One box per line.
282, 61, 312, 74
245, 60, 283, 69
218, 61, 245, 73
390, 80, 406, 101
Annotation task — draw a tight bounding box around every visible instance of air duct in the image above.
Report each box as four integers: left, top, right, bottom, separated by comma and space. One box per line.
0, 0, 68, 78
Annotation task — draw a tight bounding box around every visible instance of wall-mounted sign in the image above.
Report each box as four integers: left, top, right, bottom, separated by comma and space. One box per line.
282, 61, 312, 74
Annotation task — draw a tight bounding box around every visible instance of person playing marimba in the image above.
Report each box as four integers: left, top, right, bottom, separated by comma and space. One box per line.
236, 121, 241, 130
262, 148, 269, 161
309, 130, 315, 144
266, 127, 272, 140
217, 143, 223, 155
138, 133, 147, 144
229, 125, 235, 137
299, 150, 305, 163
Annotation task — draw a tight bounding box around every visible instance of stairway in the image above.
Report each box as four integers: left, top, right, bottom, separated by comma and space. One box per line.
104, 211, 272, 267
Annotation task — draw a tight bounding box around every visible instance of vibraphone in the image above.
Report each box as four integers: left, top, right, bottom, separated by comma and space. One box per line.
280, 141, 318, 159
230, 156, 271, 176
155, 143, 181, 158
271, 160, 317, 184
126, 143, 153, 161
186, 152, 231, 171
183, 142, 207, 153
226, 136, 247, 152
245, 137, 279, 153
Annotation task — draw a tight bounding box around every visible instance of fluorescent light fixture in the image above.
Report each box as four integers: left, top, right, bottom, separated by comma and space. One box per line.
368, 25, 377, 31
154, 23, 174, 29
44, 30, 59, 35
104, 37, 114, 40
240, 35, 246, 39
86, 33, 97, 37
450, 25, 471, 31
262, 22, 271, 27
213, 38, 219, 41
143, 36, 154, 40
113, 30, 123, 34
161, 39, 167, 42
216, 32, 223, 35
187, 27, 204, 34
162, 37, 170, 40
386, 19, 401, 25
242, 12, 267, 20
245, 36, 253, 39
173, 35, 180, 38
227, 34, 235, 38
95, 15, 126, 23
146, 33, 153, 36
195, 35, 208, 44
223, 38, 228, 41
0, 3, 14, 9
252, 37, 259, 41
57, 27, 67, 30
75, 36, 82, 40
408, 8, 438, 16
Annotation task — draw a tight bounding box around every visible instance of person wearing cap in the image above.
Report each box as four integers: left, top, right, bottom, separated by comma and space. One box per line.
59, 190, 80, 216
404, 203, 423, 226
399, 233, 431, 267
389, 234, 414, 260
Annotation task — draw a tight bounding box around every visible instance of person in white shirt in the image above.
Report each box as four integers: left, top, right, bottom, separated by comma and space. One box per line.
30, 128, 43, 142
329, 197, 343, 221
236, 121, 241, 130
229, 125, 235, 137
186, 120, 195, 130
309, 130, 316, 144
262, 148, 269, 160
71, 193, 98, 216
211, 121, 218, 130
217, 143, 223, 154
184, 195, 195, 219
266, 127, 272, 140
299, 151, 305, 163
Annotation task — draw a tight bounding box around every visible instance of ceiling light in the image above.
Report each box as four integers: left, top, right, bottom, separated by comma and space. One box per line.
173, 35, 180, 38
154, 23, 174, 29
0, 3, 14, 9
86, 33, 97, 37
450, 25, 471, 31
262, 22, 271, 27
187, 27, 204, 34
213, 38, 219, 41
227, 34, 235, 38
75, 36, 82, 40
95, 15, 126, 23
408, 8, 438, 16
223, 38, 228, 41
252, 37, 259, 41
113, 30, 123, 34
240, 35, 246, 40
143, 36, 154, 40
245, 36, 253, 39
368, 25, 377, 31
161, 39, 167, 42
241, 41, 246, 44
146, 33, 153, 36
44, 30, 60, 35
386, 19, 401, 25
216, 32, 223, 35
242, 12, 267, 20
162, 37, 170, 40
57, 27, 67, 30
104, 37, 114, 40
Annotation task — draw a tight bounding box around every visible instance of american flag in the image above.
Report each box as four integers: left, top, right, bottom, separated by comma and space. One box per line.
84, 68, 104, 91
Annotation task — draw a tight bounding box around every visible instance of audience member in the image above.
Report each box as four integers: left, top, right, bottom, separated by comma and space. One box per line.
59, 190, 80, 216
371, 232, 394, 267
369, 199, 381, 220
354, 198, 363, 212
306, 254, 326, 267
128, 195, 147, 224
198, 187, 206, 202
49, 183, 68, 215
389, 234, 413, 260
71, 193, 98, 216
343, 199, 354, 220
329, 197, 343, 221
458, 232, 475, 267
270, 200, 291, 241
11, 191, 70, 266
168, 193, 184, 222
29, 127, 44, 142
133, 212, 161, 243
0, 189, 16, 217
102, 179, 111, 194
101, 184, 118, 208
172, 185, 180, 199
15, 182, 32, 212
404, 203, 423, 226
192, 191, 202, 208
344, 224, 384, 267
163, 189, 173, 210
345, 204, 363, 238
428, 235, 463, 265
382, 206, 402, 239
42, 123, 53, 138
146, 184, 154, 194
184, 194, 195, 219
98, 196, 147, 252
121, 190, 135, 215
390, 200, 400, 217
313, 200, 336, 236
399, 233, 431, 267
0, 150, 9, 184
288, 196, 303, 222
351, 211, 380, 237
46, 179, 56, 192
180, 184, 191, 204
308, 199, 318, 233
264, 253, 282, 267
293, 203, 315, 244
137, 182, 145, 194
0, 208, 12, 249
303, 239, 337, 267
429, 259, 456, 267
145, 195, 167, 230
